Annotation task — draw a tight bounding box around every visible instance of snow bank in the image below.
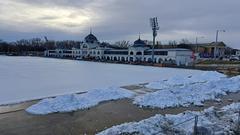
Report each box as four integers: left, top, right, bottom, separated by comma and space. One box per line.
97, 102, 240, 135
26, 87, 135, 115
134, 75, 240, 108
146, 71, 226, 90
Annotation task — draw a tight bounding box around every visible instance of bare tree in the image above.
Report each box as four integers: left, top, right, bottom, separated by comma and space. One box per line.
168, 40, 178, 46
179, 38, 191, 44
114, 40, 130, 48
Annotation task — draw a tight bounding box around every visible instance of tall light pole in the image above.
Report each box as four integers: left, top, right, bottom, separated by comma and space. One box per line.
150, 17, 159, 64
195, 36, 204, 53
214, 30, 225, 59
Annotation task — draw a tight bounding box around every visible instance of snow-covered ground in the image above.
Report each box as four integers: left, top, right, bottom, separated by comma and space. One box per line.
145, 71, 226, 90
26, 70, 235, 115
26, 87, 135, 115
0, 56, 202, 105
134, 74, 240, 108
97, 102, 240, 135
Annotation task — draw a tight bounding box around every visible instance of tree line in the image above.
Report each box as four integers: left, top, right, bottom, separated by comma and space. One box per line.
1, 37, 214, 56
0, 38, 82, 56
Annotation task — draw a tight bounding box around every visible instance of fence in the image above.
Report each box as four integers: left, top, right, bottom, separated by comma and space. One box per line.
150, 109, 240, 135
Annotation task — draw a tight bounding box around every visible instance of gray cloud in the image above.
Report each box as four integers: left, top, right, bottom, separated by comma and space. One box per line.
0, 0, 239, 48
38, 16, 59, 20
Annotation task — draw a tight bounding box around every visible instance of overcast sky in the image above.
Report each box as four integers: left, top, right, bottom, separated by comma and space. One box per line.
0, 0, 239, 48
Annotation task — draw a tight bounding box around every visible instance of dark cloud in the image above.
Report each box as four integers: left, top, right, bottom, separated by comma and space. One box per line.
38, 16, 59, 20
62, 23, 81, 28
0, 0, 240, 48
17, 0, 95, 8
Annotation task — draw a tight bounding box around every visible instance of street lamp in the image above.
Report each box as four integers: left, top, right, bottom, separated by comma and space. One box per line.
150, 17, 159, 64
195, 36, 204, 53
214, 30, 225, 59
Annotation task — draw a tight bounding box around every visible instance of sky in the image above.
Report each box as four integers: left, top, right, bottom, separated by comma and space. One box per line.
0, 0, 239, 48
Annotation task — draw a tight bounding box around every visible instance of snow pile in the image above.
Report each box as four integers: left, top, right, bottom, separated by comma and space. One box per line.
97, 102, 240, 135
134, 75, 240, 108
146, 71, 226, 90
26, 87, 135, 115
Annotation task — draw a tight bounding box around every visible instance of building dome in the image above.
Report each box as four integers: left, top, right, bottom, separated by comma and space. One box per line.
133, 37, 146, 47
84, 33, 98, 43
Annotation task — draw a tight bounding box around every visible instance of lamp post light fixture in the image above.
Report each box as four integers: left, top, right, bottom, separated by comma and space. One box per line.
195, 36, 204, 53
150, 17, 159, 64
214, 30, 225, 59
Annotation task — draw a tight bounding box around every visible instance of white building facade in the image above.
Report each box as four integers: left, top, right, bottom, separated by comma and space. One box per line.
45, 33, 193, 66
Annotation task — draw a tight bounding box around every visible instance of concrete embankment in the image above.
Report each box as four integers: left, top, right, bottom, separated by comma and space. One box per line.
195, 64, 240, 76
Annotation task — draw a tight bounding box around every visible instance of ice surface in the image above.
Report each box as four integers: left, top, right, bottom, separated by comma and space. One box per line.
0, 56, 202, 105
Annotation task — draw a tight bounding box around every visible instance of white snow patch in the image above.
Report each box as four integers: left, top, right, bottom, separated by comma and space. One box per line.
146, 71, 226, 90
97, 102, 240, 135
26, 87, 135, 115
134, 75, 240, 108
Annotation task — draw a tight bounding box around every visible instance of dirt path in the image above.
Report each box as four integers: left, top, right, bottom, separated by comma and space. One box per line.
0, 90, 240, 135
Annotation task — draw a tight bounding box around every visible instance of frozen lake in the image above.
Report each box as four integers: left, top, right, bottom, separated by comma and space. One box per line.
0, 56, 203, 105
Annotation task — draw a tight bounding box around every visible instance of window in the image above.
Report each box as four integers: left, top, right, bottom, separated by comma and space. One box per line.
49, 51, 56, 53
104, 50, 128, 55
83, 45, 88, 48
63, 51, 72, 53
144, 51, 151, 55
144, 51, 168, 56
136, 52, 142, 55
154, 51, 168, 56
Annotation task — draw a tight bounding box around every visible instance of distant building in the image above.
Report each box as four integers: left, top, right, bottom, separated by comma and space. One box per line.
178, 42, 226, 59
236, 50, 240, 56
45, 33, 193, 66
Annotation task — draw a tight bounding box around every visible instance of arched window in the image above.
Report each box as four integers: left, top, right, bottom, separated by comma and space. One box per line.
148, 58, 152, 62
129, 57, 134, 62
136, 52, 142, 55
83, 45, 88, 48
121, 57, 125, 62
158, 58, 163, 63
130, 51, 134, 55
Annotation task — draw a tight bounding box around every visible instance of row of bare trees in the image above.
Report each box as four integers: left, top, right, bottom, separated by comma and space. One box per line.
0, 38, 83, 55
0, 37, 193, 56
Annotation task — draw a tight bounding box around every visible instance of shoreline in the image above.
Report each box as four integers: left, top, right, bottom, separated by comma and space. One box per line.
2, 55, 240, 75
0, 82, 240, 134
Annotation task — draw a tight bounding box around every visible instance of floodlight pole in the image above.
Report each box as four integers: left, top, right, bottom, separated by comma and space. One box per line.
195, 36, 204, 53
150, 17, 159, 65
152, 33, 155, 64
